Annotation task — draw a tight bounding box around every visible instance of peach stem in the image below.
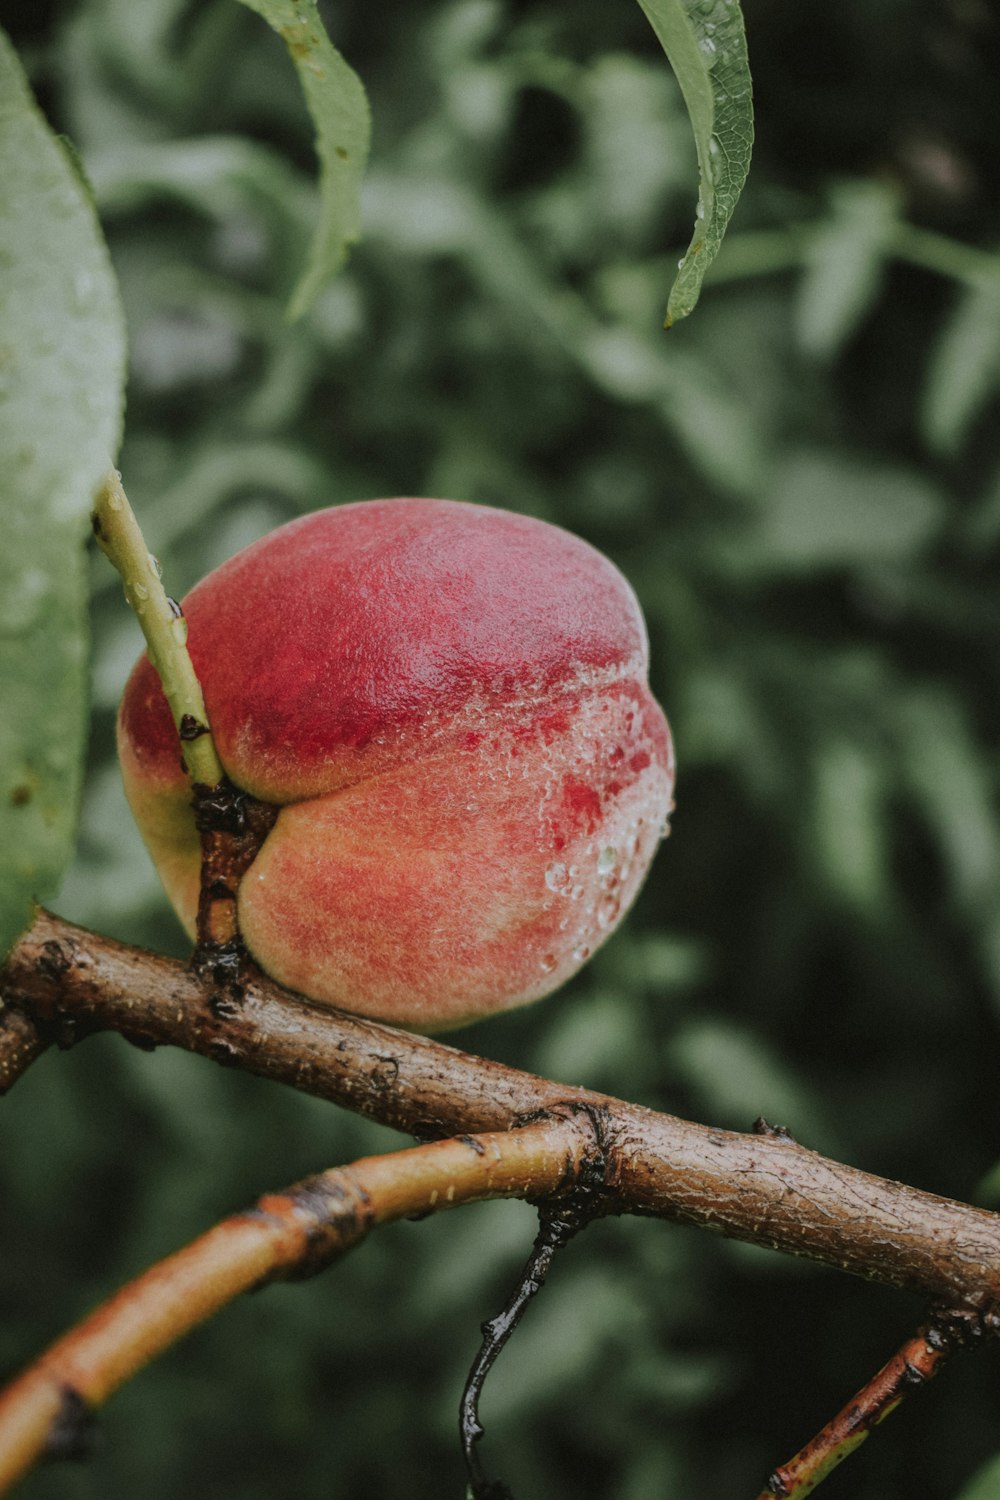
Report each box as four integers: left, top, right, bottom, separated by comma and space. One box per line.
91, 470, 224, 789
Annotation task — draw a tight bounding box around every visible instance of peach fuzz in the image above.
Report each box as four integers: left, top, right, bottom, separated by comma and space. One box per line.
117, 498, 675, 1030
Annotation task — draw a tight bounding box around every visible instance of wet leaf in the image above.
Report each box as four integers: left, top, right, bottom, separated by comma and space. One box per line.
0, 28, 126, 961
636, 0, 753, 325
234, 0, 371, 319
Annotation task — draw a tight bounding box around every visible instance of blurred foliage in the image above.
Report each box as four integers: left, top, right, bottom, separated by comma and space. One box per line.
4, 0, 1000, 1496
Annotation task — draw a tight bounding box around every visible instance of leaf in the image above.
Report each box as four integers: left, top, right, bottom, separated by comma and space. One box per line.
740, 449, 941, 571
667, 1019, 843, 1154
0, 28, 126, 960
899, 689, 1000, 912
922, 270, 1000, 454
636, 0, 753, 326
811, 737, 889, 912
795, 180, 900, 359
955, 1453, 1000, 1500
234, 0, 371, 319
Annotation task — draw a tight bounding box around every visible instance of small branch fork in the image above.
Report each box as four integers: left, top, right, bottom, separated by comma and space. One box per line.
0, 1114, 594, 1495
7, 912, 1000, 1317
461, 1104, 614, 1498
5, 916, 1000, 1496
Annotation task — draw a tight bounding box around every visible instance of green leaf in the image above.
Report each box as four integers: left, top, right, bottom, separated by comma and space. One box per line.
667, 1018, 842, 1154
636, 0, 753, 325
955, 1453, 1000, 1500
795, 180, 900, 359
811, 737, 889, 912
899, 689, 1000, 912
0, 27, 126, 960
741, 449, 941, 571
234, 0, 371, 320
922, 270, 1000, 454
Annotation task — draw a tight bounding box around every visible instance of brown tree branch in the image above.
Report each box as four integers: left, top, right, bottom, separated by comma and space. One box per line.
0, 1117, 584, 1495
0, 1001, 48, 1094
5, 907, 1000, 1315
757, 1311, 983, 1498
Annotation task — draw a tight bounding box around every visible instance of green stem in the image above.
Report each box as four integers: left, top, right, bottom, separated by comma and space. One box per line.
92, 470, 225, 789
708, 220, 1000, 294
706, 227, 813, 284
889, 222, 1000, 289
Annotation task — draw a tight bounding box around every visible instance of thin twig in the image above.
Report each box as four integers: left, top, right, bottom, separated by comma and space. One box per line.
5, 908, 1000, 1315
460, 1172, 605, 1497
0, 1116, 587, 1496
757, 1310, 986, 1498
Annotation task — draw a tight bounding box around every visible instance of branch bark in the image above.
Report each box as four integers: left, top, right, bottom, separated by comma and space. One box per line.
5, 907, 1000, 1314
0, 1002, 48, 1094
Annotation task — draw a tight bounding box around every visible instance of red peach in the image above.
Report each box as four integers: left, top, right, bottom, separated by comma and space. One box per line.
118, 498, 674, 1030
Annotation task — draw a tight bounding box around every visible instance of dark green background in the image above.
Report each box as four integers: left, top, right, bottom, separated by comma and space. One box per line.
5, 1, 1000, 1495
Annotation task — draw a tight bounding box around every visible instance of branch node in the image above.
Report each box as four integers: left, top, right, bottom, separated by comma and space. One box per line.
192, 940, 246, 998
37, 939, 71, 984
190, 778, 279, 961
43, 1386, 97, 1464
256, 1171, 375, 1282
753, 1116, 796, 1143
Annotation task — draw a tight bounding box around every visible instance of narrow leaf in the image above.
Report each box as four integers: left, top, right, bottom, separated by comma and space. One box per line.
922, 272, 1000, 454
636, 0, 753, 325
234, 0, 371, 319
954, 1451, 1000, 1500
795, 180, 899, 359
0, 27, 126, 959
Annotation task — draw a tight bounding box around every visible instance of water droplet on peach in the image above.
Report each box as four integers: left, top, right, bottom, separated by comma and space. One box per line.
597, 893, 622, 930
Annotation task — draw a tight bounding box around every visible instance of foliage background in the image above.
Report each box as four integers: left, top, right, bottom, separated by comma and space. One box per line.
5, 0, 1000, 1495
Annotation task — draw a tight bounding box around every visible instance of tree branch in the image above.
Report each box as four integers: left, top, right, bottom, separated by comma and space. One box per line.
5, 907, 1000, 1313
0, 1117, 586, 1495
757, 1311, 984, 1497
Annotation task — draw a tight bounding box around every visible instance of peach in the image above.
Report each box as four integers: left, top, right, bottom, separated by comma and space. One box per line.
117, 498, 674, 1030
